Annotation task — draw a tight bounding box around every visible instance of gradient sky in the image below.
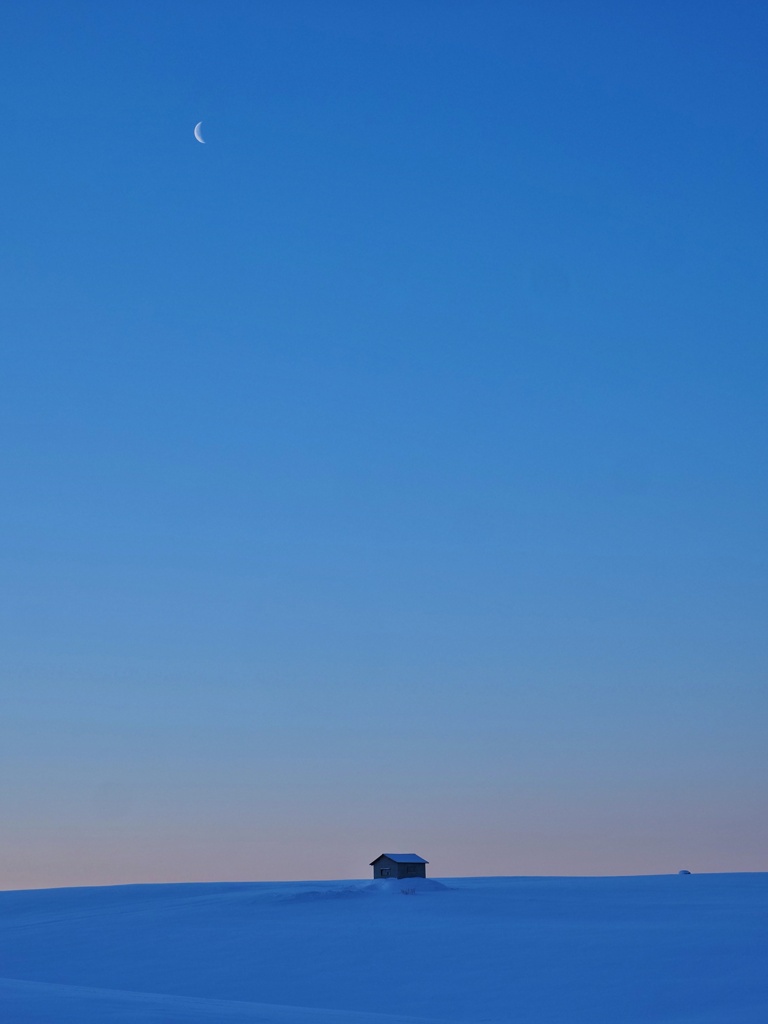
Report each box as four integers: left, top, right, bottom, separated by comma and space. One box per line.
1, 0, 766, 888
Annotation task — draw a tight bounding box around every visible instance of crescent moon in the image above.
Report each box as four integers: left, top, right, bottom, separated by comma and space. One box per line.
194, 122, 205, 144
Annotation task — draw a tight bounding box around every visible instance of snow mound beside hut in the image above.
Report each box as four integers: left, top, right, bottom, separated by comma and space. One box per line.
361, 876, 450, 895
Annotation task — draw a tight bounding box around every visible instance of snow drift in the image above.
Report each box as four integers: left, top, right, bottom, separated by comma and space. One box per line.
0, 873, 766, 1023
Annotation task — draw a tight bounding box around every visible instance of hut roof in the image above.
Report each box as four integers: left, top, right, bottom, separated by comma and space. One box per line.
369, 853, 429, 865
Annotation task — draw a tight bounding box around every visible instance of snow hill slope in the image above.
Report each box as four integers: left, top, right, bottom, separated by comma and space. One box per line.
0, 873, 766, 1023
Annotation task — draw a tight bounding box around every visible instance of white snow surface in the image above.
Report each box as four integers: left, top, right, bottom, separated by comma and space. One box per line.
0, 873, 766, 1023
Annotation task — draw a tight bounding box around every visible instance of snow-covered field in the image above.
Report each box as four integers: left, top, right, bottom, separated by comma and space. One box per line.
0, 873, 765, 1023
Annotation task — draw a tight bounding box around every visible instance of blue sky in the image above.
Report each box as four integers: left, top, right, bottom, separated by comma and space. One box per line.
1, 0, 766, 887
